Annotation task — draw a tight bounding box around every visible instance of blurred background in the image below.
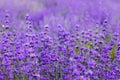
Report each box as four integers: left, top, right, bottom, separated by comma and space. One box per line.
0, 0, 120, 31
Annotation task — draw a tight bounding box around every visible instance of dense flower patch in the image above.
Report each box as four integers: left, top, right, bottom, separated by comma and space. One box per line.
0, 12, 120, 80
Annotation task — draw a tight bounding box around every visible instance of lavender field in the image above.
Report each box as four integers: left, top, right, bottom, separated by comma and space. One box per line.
0, 0, 120, 80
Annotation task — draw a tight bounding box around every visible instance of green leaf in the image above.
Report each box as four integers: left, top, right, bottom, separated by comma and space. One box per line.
14, 75, 19, 80
110, 45, 117, 62
75, 48, 80, 54
86, 41, 91, 48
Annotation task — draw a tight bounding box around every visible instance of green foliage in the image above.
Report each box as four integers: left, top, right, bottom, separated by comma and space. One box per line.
75, 47, 80, 54
110, 45, 117, 62
85, 41, 92, 49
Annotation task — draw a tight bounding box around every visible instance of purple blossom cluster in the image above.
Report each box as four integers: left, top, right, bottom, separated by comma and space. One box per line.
0, 0, 120, 80
0, 13, 120, 80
